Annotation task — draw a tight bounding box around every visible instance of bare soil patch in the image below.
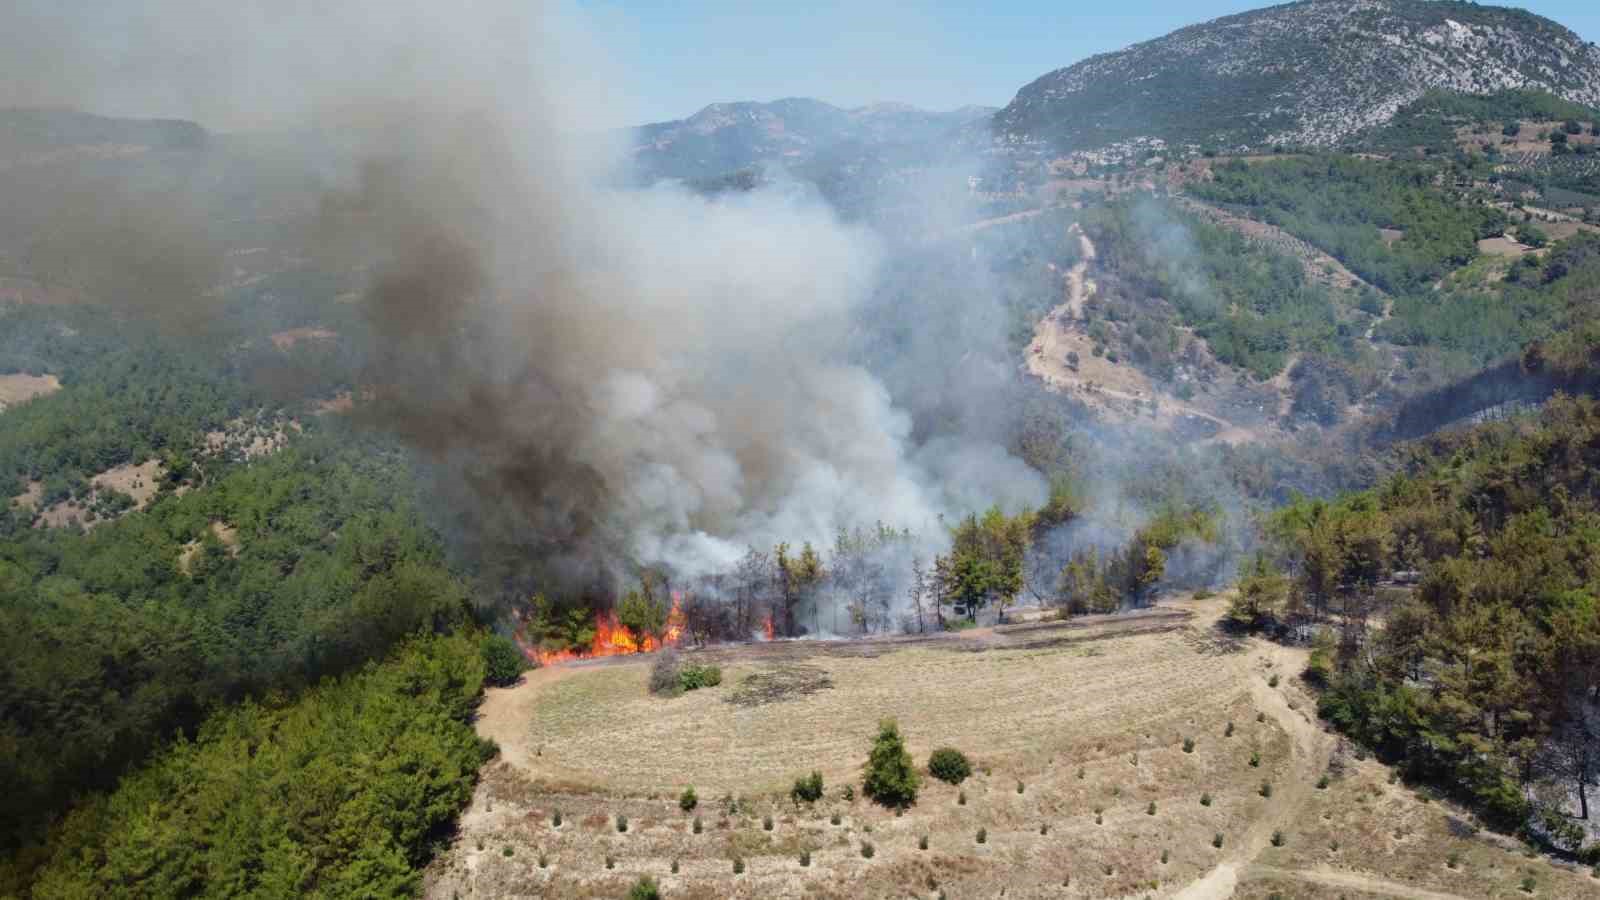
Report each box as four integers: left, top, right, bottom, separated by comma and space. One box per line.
268, 326, 338, 351
204, 416, 299, 460
1477, 236, 1533, 257
0, 373, 60, 411
32, 459, 166, 529
177, 521, 241, 574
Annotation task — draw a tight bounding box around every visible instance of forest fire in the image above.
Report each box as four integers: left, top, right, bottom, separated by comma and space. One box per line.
523, 593, 686, 666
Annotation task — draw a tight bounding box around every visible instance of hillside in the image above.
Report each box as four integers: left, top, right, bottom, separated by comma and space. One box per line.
994, 0, 1600, 156
629, 98, 994, 181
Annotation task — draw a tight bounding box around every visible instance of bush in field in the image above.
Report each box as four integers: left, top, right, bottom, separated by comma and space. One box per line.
679, 663, 722, 691
928, 748, 972, 785
680, 785, 698, 812
791, 770, 824, 804
628, 876, 660, 899
481, 634, 531, 686
862, 719, 920, 808
649, 650, 683, 695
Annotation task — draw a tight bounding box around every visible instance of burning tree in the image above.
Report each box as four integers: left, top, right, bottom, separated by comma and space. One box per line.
775, 541, 822, 638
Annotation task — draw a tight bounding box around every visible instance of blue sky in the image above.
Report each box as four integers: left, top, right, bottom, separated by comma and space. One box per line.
577, 1, 1600, 125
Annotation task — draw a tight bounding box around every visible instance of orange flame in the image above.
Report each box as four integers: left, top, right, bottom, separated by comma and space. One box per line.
664, 592, 686, 646
762, 613, 775, 641
524, 593, 686, 667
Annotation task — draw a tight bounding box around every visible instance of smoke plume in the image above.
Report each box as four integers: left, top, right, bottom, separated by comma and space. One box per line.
3, 1, 1047, 591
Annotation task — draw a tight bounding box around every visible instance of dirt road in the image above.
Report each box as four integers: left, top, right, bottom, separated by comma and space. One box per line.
1176, 636, 1334, 900
1024, 226, 1265, 443
1249, 865, 1473, 899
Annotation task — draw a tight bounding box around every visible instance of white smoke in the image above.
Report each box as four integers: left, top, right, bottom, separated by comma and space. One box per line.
2, 0, 1046, 585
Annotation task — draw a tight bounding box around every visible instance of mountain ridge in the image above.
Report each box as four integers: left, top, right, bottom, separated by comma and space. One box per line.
993, 0, 1600, 155
628, 97, 996, 181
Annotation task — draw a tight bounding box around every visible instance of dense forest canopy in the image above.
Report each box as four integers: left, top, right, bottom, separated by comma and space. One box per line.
1254, 396, 1600, 847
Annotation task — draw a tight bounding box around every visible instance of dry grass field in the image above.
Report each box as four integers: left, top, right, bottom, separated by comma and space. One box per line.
424, 598, 1600, 898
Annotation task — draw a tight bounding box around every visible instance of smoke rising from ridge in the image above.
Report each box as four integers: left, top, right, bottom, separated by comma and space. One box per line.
3, 1, 1048, 590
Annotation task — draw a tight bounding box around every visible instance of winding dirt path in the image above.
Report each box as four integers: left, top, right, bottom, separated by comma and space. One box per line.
1175, 639, 1334, 900
1024, 226, 1265, 444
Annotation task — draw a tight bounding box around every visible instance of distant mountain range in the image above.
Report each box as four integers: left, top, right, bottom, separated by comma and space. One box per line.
625, 1, 1600, 180
627, 98, 995, 181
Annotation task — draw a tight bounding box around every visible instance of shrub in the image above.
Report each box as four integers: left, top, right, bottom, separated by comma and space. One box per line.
863, 719, 920, 808
502, 846, 513, 857
669, 859, 678, 874
1161, 849, 1170, 864
1520, 875, 1535, 893
1225, 721, 1235, 737
605, 856, 615, 869
763, 815, 773, 831
1077, 767, 1086, 779
678, 663, 722, 691
692, 816, 702, 834
842, 785, 854, 802
976, 828, 987, 844
1147, 801, 1157, 815
830, 812, 841, 825
928, 748, 973, 785
627, 876, 660, 900
1200, 792, 1212, 806
1213, 832, 1225, 848
1016, 781, 1025, 794
1040, 823, 1049, 835
1256, 712, 1266, 723
649, 650, 683, 695
860, 842, 875, 859
1316, 775, 1329, 790
616, 815, 629, 833
538, 853, 548, 869
790, 771, 824, 804
1249, 751, 1262, 768
799, 850, 811, 867
553, 809, 563, 828
957, 791, 967, 806
481, 634, 530, 686
1447, 851, 1461, 869
1260, 781, 1273, 798
1267, 674, 1280, 688
680, 785, 698, 812
1271, 830, 1284, 847
1183, 737, 1196, 753
919, 835, 929, 850
733, 857, 745, 875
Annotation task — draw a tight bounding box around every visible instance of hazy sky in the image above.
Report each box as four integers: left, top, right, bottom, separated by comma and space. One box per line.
582, 0, 1600, 125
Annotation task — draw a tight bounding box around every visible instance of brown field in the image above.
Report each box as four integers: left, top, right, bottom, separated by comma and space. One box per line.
425, 597, 1600, 898
0, 372, 61, 411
